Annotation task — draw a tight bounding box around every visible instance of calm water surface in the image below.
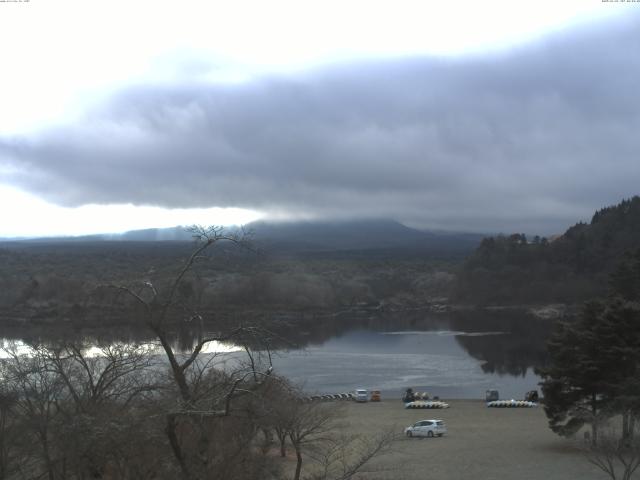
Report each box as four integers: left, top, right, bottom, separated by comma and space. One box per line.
1, 310, 553, 400
271, 327, 543, 399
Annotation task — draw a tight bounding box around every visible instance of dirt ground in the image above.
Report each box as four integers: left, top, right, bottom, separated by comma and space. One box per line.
335, 399, 608, 480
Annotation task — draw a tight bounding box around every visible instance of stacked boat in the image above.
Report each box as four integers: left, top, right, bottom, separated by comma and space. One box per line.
404, 400, 450, 409
486, 399, 537, 408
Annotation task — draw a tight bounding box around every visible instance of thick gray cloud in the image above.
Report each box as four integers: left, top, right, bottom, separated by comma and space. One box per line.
2, 15, 640, 234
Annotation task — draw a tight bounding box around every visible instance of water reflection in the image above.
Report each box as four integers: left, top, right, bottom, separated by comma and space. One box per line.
265, 310, 553, 398
449, 309, 554, 377
0, 309, 554, 398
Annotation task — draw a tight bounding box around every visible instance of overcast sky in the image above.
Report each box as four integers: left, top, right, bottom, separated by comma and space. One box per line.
0, 1, 638, 237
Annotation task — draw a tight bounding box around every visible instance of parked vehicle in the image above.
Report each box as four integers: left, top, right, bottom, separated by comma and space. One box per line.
402, 388, 416, 403
370, 390, 381, 402
354, 389, 368, 402
485, 389, 499, 402
404, 419, 447, 438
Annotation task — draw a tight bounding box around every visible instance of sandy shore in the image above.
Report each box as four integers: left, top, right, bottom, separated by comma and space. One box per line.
336, 399, 606, 480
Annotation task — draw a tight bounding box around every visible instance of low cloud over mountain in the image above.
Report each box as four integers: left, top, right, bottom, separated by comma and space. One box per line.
1, 14, 639, 234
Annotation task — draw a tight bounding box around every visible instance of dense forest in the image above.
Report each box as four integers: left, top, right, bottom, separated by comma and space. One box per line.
455, 196, 640, 305
0, 237, 458, 342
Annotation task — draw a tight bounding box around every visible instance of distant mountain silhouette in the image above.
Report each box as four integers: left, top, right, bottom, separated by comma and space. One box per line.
246, 219, 484, 254
4, 219, 485, 256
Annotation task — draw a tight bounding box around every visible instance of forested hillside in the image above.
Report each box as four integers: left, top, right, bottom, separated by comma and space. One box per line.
0, 240, 457, 337
455, 197, 640, 305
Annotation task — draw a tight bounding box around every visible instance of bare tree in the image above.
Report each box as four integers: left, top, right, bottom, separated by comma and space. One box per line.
0, 224, 398, 480
43, 342, 163, 479
0, 386, 21, 480
584, 418, 640, 480
307, 430, 398, 480
251, 375, 398, 480
0, 345, 67, 480
287, 401, 341, 480
254, 376, 300, 458
261, 384, 396, 480
34, 342, 158, 414
0, 339, 171, 480
104, 225, 280, 480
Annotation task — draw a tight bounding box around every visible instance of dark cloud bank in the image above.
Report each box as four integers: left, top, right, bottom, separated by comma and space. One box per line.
2, 15, 640, 235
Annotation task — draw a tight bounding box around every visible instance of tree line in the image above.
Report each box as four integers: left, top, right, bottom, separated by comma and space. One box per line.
455, 196, 640, 305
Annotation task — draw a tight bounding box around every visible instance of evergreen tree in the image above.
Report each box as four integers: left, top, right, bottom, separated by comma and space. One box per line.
538, 301, 610, 442
538, 252, 640, 444
610, 249, 640, 301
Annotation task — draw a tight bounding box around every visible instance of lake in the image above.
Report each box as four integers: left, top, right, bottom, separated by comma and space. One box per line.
262, 311, 552, 398
0, 309, 554, 400
270, 316, 549, 399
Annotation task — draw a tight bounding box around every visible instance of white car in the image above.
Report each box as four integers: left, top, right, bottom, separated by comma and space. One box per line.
404, 419, 447, 438
354, 389, 368, 402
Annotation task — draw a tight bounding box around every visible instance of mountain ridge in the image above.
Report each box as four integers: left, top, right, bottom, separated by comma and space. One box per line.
4, 219, 486, 255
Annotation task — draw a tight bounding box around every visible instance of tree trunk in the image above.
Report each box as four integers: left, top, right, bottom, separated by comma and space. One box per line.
591, 393, 598, 446
280, 438, 287, 458
155, 330, 192, 404
39, 428, 56, 480
166, 414, 193, 480
623, 412, 630, 441
260, 428, 272, 455
0, 408, 6, 480
293, 446, 303, 480
276, 429, 287, 457
290, 433, 303, 480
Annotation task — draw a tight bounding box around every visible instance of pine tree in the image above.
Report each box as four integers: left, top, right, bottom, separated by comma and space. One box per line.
538, 251, 640, 444
538, 301, 609, 442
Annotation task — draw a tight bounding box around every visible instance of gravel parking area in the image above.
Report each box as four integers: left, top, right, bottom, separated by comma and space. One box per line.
338, 399, 606, 480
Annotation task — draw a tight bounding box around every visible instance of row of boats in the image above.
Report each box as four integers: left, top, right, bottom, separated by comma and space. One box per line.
404, 399, 538, 409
